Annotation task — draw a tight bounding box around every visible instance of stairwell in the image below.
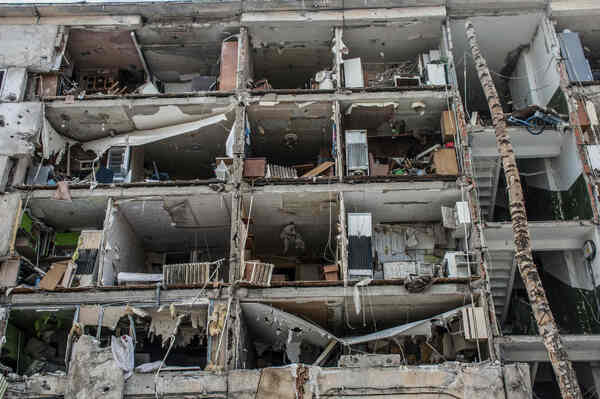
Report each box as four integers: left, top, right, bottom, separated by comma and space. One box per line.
487, 250, 517, 325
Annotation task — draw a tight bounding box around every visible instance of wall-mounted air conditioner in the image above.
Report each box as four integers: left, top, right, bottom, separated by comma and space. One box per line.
347, 212, 373, 279
345, 130, 369, 176
106, 146, 131, 183
443, 251, 476, 278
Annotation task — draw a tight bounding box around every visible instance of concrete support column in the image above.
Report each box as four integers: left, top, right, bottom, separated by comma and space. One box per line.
0, 155, 12, 192
236, 26, 249, 91
12, 155, 31, 186
338, 192, 348, 286
590, 362, 600, 398
206, 298, 234, 371
333, 26, 343, 90
228, 106, 246, 283
333, 100, 343, 180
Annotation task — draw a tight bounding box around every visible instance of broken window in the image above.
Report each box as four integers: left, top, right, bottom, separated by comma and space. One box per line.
99, 196, 230, 287
245, 102, 335, 180
241, 191, 340, 283
341, 100, 458, 178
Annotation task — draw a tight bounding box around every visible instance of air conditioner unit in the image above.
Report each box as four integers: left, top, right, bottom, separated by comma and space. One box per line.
347, 213, 373, 279
345, 130, 369, 176
106, 146, 131, 183
443, 251, 476, 278
383, 261, 434, 279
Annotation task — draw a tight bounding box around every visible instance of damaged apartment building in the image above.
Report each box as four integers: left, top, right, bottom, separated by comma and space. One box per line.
2, 0, 600, 398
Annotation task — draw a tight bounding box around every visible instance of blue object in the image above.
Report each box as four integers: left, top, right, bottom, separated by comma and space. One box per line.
96, 166, 114, 183
507, 111, 565, 135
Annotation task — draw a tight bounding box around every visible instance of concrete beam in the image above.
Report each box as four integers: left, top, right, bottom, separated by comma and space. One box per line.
551, 0, 600, 17
241, 6, 445, 25
20, 362, 523, 399
485, 221, 595, 251
5, 282, 471, 309
471, 127, 563, 159
497, 335, 600, 362
21, 180, 457, 199
0, 15, 142, 26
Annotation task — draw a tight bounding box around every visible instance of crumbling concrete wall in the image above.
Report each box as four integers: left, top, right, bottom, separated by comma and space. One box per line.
99, 205, 145, 285
0, 25, 64, 71
0, 193, 21, 257
13, 361, 532, 398
64, 335, 124, 399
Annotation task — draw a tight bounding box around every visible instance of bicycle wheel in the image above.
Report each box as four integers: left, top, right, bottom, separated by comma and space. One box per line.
527, 117, 545, 135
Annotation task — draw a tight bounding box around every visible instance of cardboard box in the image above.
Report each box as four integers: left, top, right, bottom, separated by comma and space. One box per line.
271, 274, 288, 282
243, 158, 266, 178
441, 110, 456, 143
323, 264, 339, 281
433, 148, 459, 175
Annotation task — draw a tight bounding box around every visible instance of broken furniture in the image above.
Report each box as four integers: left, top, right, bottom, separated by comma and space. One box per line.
163, 259, 224, 286
240, 261, 274, 286
243, 157, 334, 179
432, 148, 458, 175
348, 49, 446, 89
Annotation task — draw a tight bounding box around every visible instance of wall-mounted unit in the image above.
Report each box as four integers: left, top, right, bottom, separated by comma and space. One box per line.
347, 212, 373, 279
343, 58, 364, 88
383, 261, 434, 279
345, 130, 369, 176
106, 146, 131, 183
559, 31, 593, 83
443, 251, 476, 278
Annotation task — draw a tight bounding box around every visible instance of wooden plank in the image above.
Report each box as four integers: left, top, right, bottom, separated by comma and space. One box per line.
39, 262, 68, 291
313, 339, 338, 366
8, 198, 22, 256
433, 148, 458, 176
78, 230, 103, 250
60, 262, 76, 288
301, 161, 334, 178
441, 110, 456, 143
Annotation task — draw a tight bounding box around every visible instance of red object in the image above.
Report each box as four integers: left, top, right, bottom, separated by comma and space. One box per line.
445, 141, 455, 148
219, 40, 238, 91
243, 158, 266, 178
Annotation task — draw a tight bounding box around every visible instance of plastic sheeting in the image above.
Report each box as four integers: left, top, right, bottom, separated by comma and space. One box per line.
111, 335, 135, 380
82, 110, 233, 156
42, 117, 76, 164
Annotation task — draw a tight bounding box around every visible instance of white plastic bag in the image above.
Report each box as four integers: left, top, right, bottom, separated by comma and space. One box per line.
111, 335, 135, 380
